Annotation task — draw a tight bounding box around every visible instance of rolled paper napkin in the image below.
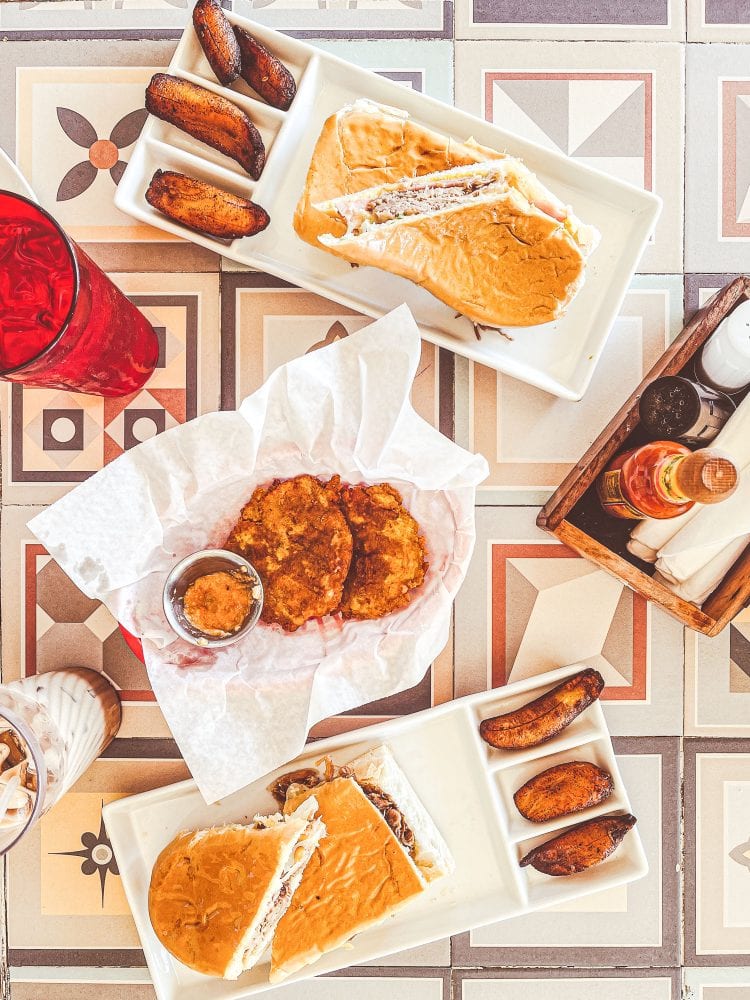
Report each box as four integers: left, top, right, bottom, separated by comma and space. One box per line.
627, 387, 750, 563
655, 464, 750, 584
627, 506, 700, 563
653, 534, 750, 604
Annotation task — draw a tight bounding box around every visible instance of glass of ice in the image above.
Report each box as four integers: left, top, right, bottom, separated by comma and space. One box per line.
0, 669, 122, 854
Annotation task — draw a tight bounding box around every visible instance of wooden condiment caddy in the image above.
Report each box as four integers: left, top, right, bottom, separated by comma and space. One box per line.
537, 275, 750, 636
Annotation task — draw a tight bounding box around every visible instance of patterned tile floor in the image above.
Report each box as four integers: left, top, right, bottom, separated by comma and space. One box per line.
0, 1, 749, 997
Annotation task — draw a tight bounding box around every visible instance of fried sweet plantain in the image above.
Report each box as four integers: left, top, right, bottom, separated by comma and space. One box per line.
234, 26, 296, 110
479, 668, 604, 751
519, 814, 637, 876
338, 483, 427, 621
226, 475, 353, 632
145, 170, 270, 240
146, 72, 265, 178
193, 0, 241, 86
513, 760, 614, 824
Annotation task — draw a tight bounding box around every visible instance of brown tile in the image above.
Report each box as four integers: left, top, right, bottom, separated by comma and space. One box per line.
1, 271, 220, 504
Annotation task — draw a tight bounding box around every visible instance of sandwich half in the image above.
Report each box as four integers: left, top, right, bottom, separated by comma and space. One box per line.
148, 798, 325, 979
269, 744, 453, 983
294, 98, 503, 250
317, 160, 600, 328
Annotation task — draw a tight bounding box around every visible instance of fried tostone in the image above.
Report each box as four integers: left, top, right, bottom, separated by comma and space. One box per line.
226, 474, 353, 632
339, 483, 427, 620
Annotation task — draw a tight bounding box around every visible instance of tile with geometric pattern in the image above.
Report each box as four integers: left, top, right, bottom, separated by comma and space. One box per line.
14, 65, 177, 243
683, 968, 750, 996
455, 0, 685, 41
0, 506, 172, 742
7, 759, 190, 967
1, 271, 220, 504
684, 740, 750, 965
454, 507, 684, 736
454, 969, 680, 1000
686, 45, 750, 270
305, 37, 455, 105
684, 273, 743, 319
220, 271, 449, 429
454, 40, 684, 272
0, 0, 453, 39
685, 612, 750, 736
10, 973, 451, 999
688, 0, 750, 40
454, 275, 684, 505
452, 739, 680, 967
0, 0, 191, 37
231, 0, 453, 38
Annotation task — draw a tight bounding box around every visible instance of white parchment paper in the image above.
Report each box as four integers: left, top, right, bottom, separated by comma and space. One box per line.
29, 306, 488, 802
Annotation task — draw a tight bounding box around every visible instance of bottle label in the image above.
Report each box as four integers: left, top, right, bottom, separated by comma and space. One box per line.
658, 455, 688, 503
598, 469, 643, 519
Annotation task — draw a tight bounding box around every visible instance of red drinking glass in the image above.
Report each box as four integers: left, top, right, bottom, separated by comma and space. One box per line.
0, 190, 159, 396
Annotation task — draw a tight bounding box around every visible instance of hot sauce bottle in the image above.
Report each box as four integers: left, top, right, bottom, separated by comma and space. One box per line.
596, 441, 738, 519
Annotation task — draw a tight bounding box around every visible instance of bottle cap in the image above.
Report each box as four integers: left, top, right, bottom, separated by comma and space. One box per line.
673, 450, 739, 504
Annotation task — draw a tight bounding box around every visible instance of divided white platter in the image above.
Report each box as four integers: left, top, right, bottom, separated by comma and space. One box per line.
113, 12, 661, 401
103, 664, 648, 1000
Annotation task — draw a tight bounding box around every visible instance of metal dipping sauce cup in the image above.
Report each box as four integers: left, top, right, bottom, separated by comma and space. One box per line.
163, 549, 264, 648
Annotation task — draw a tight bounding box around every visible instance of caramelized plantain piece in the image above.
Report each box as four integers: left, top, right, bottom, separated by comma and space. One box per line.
268, 768, 322, 805
146, 73, 265, 179
513, 760, 613, 824
234, 26, 296, 110
193, 0, 241, 86
519, 813, 636, 876
479, 668, 604, 751
145, 170, 270, 240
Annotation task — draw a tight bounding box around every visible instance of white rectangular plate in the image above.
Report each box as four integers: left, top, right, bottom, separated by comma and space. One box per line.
113, 13, 661, 401
103, 664, 648, 1000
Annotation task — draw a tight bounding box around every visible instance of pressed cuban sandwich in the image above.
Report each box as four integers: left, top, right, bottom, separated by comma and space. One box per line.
316, 159, 600, 328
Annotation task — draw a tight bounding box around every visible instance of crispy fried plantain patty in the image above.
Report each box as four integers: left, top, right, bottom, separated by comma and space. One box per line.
226, 474, 353, 632
338, 483, 427, 620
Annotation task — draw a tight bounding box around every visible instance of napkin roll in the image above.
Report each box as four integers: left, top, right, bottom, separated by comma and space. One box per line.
655, 465, 750, 584
653, 534, 750, 605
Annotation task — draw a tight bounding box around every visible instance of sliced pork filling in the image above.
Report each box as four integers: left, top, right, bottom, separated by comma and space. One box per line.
239, 813, 324, 971
364, 176, 500, 225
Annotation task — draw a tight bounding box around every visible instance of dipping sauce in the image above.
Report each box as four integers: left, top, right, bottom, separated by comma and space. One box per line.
182, 570, 256, 637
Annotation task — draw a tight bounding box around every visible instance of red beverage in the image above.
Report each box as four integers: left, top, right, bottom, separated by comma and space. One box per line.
0, 191, 159, 396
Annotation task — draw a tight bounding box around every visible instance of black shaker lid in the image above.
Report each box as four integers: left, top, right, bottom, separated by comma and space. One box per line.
638, 376, 701, 438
